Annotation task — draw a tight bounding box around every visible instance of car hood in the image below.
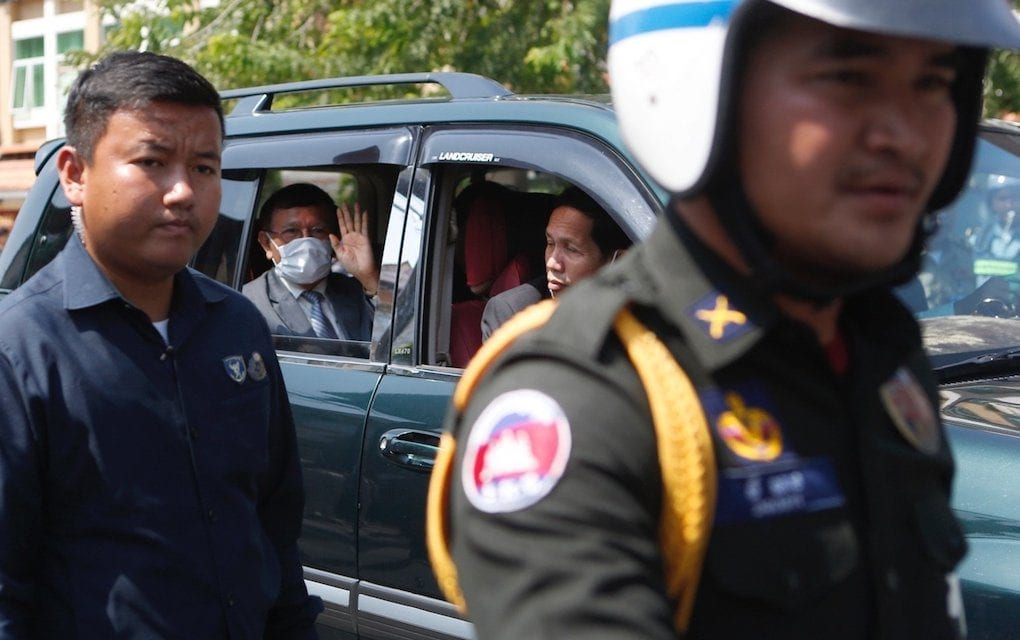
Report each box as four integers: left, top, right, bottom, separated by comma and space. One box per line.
941, 379, 1020, 436
922, 315, 1020, 360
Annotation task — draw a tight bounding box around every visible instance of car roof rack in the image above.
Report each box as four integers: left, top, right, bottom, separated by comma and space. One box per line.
220, 72, 513, 117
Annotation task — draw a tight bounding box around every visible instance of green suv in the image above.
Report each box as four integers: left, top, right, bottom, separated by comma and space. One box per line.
2, 73, 1019, 639
1, 73, 662, 639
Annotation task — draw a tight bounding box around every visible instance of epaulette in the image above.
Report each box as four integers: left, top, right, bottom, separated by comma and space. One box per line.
426, 298, 717, 635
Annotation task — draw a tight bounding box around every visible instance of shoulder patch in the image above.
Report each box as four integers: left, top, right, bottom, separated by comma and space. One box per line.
689, 292, 750, 342
461, 389, 572, 513
880, 366, 940, 454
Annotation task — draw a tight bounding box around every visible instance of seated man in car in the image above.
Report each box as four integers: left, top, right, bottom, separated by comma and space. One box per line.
481, 186, 629, 340
243, 182, 379, 341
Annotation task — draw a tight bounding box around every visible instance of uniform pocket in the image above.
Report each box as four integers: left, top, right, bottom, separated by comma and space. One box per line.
705, 516, 861, 610
209, 382, 271, 474
913, 495, 967, 571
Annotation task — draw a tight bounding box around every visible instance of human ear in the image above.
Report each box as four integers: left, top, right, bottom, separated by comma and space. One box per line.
56, 147, 86, 206
257, 231, 274, 259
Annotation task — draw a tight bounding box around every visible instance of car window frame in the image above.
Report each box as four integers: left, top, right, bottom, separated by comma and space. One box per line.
409, 123, 662, 371
220, 127, 418, 365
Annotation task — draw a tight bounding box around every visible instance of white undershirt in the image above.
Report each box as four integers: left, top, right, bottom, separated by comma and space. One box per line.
152, 319, 170, 344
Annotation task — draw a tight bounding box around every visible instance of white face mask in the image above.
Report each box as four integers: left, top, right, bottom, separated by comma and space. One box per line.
272, 237, 333, 285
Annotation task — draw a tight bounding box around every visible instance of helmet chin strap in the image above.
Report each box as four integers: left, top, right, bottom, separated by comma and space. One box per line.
700, 177, 929, 306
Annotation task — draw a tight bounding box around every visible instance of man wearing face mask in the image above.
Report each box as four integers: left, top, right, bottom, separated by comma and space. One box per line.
243, 182, 379, 341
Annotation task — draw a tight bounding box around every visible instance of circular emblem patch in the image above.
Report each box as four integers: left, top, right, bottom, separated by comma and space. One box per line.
461, 389, 572, 513
716, 391, 783, 461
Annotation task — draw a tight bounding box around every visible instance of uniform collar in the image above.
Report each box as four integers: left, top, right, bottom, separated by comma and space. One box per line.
630, 213, 921, 373
59, 234, 229, 315
629, 214, 778, 372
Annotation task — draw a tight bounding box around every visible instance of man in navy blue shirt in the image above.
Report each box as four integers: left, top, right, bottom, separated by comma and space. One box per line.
0, 51, 320, 638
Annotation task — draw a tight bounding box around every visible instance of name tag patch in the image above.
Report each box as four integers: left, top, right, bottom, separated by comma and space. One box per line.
714, 457, 846, 525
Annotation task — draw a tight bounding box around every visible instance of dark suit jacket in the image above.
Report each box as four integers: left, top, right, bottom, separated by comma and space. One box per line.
481, 277, 548, 341
242, 269, 374, 341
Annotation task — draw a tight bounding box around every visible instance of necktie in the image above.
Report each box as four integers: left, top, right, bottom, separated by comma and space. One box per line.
302, 290, 339, 339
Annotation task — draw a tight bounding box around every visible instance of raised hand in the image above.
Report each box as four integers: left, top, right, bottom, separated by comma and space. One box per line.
331, 202, 380, 295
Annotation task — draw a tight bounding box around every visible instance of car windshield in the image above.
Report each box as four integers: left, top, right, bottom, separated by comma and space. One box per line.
906, 123, 1020, 371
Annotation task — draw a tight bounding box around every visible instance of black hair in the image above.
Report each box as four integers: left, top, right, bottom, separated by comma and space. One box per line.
554, 186, 630, 256
259, 182, 338, 233
63, 50, 224, 163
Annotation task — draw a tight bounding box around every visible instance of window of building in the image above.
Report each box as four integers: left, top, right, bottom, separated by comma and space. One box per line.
57, 29, 85, 105
11, 27, 84, 130
57, 30, 84, 52
12, 37, 45, 111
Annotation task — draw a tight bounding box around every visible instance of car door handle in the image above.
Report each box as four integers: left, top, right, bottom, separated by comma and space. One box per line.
379, 429, 441, 472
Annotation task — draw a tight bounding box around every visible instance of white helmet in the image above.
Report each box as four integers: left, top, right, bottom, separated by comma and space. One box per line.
609, 0, 1020, 204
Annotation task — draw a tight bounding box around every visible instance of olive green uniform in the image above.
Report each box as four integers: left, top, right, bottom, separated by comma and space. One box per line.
445, 216, 967, 639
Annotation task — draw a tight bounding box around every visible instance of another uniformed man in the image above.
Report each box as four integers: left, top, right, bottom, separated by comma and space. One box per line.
428, 1, 1020, 638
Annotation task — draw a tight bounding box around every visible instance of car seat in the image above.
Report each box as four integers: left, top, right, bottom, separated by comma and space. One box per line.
449, 183, 536, 367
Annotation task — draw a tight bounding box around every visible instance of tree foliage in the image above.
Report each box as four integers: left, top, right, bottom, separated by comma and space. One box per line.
74, 0, 610, 95
984, 1, 1020, 118
75, 0, 1016, 114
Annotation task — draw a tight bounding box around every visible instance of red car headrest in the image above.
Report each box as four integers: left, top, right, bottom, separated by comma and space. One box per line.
463, 195, 509, 291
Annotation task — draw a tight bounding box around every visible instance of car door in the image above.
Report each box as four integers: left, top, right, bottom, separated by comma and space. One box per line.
218, 127, 418, 640
355, 123, 661, 639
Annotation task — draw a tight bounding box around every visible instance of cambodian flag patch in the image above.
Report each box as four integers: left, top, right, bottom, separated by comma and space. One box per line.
461, 389, 572, 513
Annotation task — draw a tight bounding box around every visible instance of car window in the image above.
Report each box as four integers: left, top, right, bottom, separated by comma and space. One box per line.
221, 128, 414, 362
411, 124, 661, 370
906, 126, 1020, 368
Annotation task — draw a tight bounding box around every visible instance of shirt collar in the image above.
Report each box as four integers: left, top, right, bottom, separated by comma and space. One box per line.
60, 236, 123, 311
276, 268, 328, 300
59, 234, 228, 314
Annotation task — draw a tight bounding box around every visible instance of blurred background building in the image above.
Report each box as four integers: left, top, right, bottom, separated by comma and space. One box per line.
0, 0, 103, 246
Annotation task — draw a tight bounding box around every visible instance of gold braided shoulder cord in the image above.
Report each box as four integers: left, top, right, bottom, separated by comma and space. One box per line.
613, 307, 717, 634
426, 301, 716, 635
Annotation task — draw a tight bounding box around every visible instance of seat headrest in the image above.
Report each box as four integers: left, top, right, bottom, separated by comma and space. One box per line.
462, 190, 510, 291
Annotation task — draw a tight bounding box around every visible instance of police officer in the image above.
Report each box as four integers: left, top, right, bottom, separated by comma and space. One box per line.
428, 1, 1020, 639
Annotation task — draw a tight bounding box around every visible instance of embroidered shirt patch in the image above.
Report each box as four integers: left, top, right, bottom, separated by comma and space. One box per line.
880, 367, 940, 454
461, 389, 572, 513
223, 355, 247, 384
702, 386, 784, 462
689, 292, 750, 342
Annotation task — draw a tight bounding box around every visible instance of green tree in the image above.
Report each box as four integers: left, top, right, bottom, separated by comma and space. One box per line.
73, 0, 610, 95
74, 0, 1018, 114
985, 1, 1020, 117
320, 0, 608, 93
987, 49, 1020, 117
